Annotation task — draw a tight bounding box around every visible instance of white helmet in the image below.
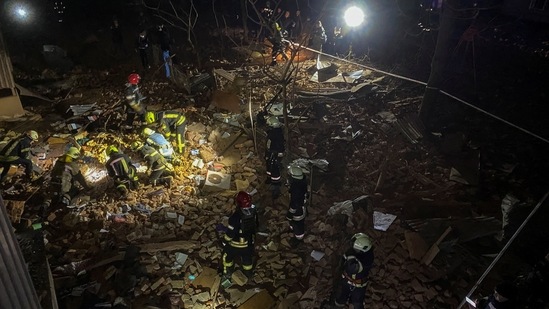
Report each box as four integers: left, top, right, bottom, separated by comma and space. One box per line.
351, 233, 372, 252
266, 116, 281, 128
288, 165, 303, 180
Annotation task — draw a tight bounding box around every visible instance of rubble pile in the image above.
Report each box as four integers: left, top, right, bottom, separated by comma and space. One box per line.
1, 56, 519, 308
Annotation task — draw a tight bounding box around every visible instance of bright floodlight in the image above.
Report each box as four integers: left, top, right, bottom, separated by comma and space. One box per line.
344, 6, 365, 28
16, 8, 27, 17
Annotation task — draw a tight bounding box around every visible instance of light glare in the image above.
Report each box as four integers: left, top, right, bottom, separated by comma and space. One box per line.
344, 6, 365, 28
17, 8, 27, 17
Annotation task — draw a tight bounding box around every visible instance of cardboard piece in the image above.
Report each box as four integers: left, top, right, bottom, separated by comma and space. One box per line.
237, 289, 275, 309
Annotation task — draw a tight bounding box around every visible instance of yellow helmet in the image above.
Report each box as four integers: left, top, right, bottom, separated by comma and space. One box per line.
143, 127, 155, 136
145, 111, 156, 124
66, 147, 80, 159
106, 145, 119, 156
27, 130, 39, 141
131, 141, 143, 150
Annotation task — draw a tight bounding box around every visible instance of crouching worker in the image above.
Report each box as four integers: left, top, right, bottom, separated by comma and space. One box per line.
131, 141, 173, 187
142, 127, 174, 160
105, 145, 139, 198
48, 147, 91, 208
0, 130, 39, 182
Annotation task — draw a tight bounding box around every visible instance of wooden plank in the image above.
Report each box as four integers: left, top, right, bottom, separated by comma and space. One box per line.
421, 226, 452, 265
404, 231, 429, 260
138, 240, 197, 253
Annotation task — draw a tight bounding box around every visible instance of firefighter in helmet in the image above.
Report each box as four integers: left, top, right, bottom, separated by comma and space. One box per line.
142, 127, 174, 160
221, 191, 258, 278
123, 73, 145, 129
105, 145, 139, 197
145, 110, 187, 153
48, 147, 91, 208
265, 116, 284, 200
286, 165, 308, 247
131, 141, 173, 187
0, 130, 39, 182
332, 233, 374, 309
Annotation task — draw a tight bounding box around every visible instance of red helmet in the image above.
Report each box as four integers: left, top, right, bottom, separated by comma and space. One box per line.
128, 73, 141, 85
235, 191, 252, 209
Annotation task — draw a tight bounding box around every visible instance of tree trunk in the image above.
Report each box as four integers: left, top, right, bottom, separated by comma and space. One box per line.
419, 0, 463, 129
240, 0, 249, 40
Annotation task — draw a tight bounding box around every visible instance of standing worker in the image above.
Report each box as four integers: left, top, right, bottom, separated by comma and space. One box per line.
221, 191, 258, 278
286, 165, 308, 247
268, 22, 288, 66
145, 110, 187, 153
136, 30, 151, 69
0, 130, 39, 182
157, 24, 172, 78
131, 141, 173, 187
105, 145, 139, 198
47, 147, 91, 208
265, 116, 284, 181
331, 233, 374, 309
124, 73, 145, 129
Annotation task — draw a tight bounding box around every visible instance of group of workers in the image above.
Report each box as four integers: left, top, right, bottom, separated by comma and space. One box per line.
217, 113, 375, 309
0, 73, 376, 308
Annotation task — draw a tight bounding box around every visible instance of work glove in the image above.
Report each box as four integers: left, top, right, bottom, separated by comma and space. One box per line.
278, 152, 284, 158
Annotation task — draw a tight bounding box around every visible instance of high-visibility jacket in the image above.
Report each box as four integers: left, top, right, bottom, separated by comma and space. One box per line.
158, 111, 186, 135
106, 152, 136, 180
224, 209, 258, 248
125, 84, 145, 114
50, 155, 89, 193
139, 144, 170, 172
0, 136, 32, 162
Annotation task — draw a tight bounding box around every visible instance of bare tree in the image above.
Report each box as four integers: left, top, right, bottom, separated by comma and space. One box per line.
142, 0, 200, 63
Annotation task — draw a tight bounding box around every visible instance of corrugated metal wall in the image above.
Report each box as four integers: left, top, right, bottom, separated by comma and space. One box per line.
0, 196, 41, 309
0, 25, 16, 91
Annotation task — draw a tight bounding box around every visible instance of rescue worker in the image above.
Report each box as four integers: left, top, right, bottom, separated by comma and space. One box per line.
266, 153, 282, 200
131, 141, 173, 187
222, 191, 258, 278
268, 22, 288, 66
286, 165, 308, 246
145, 110, 187, 153
142, 127, 174, 160
265, 116, 284, 199
105, 145, 139, 197
332, 233, 374, 309
470, 282, 516, 309
48, 147, 91, 207
265, 116, 285, 163
136, 30, 150, 69
124, 73, 145, 129
0, 130, 39, 182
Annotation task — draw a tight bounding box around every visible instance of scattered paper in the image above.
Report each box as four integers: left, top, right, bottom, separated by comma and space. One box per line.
373, 211, 397, 231
310, 250, 325, 261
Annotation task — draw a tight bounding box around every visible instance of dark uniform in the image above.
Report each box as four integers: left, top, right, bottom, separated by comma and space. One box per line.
138, 144, 173, 186
286, 175, 308, 241
136, 31, 150, 69
0, 135, 34, 182
48, 154, 90, 206
156, 111, 187, 153
124, 84, 145, 127
334, 248, 374, 309
222, 207, 258, 277
266, 154, 282, 199
106, 151, 138, 196
265, 126, 285, 161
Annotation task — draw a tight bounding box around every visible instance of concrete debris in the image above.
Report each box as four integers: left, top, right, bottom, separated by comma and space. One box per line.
1, 51, 516, 309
